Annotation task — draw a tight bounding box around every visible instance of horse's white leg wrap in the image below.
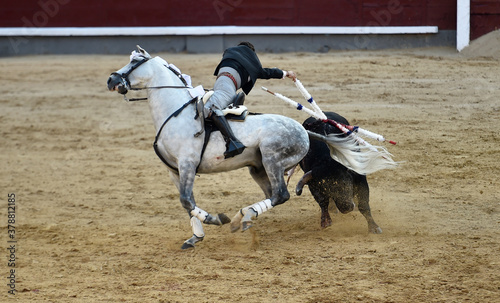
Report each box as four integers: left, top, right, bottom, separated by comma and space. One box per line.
190, 216, 205, 238
190, 206, 209, 223
249, 199, 273, 217
182, 217, 205, 249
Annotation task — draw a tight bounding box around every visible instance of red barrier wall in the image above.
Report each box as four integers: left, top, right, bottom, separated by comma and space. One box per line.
2, 1, 497, 40
471, 0, 500, 40
0, 0, 456, 28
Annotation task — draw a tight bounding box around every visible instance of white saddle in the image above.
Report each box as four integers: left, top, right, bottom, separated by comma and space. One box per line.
202, 91, 247, 116
222, 105, 248, 116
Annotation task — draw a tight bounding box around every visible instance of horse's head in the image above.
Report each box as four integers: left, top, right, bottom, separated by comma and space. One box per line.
107, 45, 153, 95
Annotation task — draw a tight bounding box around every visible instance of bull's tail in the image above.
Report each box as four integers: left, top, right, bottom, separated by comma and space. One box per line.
307, 131, 398, 175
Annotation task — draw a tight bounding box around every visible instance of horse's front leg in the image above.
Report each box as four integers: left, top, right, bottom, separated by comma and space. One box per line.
170, 166, 230, 249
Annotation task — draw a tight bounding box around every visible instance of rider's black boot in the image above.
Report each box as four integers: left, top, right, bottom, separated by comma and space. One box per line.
211, 114, 245, 158
232, 92, 245, 107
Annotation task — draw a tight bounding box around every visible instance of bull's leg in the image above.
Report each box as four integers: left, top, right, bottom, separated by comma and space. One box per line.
321, 209, 332, 228
169, 167, 230, 249
353, 174, 382, 234
315, 196, 332, 228
309, 188, 333, 228
296, 170, 313, 196
319, 197, 332, 228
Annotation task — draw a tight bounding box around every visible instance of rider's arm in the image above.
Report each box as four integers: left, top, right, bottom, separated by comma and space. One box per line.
260, 68, 296, 81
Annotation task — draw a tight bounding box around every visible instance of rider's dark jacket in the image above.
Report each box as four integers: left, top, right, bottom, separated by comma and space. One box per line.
213, 45, 284, 95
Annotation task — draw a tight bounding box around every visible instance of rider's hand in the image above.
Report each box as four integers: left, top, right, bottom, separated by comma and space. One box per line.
286, 70, 297, 81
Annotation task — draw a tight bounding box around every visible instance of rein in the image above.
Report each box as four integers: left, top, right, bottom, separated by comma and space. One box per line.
115, 57, 191, 101
124, 84, 189, 102
153, 96, 199, 173
124, 83, 189, 102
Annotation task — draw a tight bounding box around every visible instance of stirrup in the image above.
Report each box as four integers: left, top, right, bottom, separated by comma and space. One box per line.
225, 140, 245, 158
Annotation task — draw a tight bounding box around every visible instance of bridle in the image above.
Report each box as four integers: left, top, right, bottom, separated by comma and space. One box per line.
109, 55, 207, 173
109, 56, 190, 101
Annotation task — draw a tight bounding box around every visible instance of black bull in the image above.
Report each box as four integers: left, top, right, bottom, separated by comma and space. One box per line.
296, 112, 382, 233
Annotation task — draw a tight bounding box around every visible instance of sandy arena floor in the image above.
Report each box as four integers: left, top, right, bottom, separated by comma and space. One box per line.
1, 43, 499, 302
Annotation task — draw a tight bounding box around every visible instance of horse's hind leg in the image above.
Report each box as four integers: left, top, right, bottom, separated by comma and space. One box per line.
232, 124, 309, 233
230, 165, 272, 232
232, 160, 292, 232
248, 165, 272, 198
241, 179, 289, 232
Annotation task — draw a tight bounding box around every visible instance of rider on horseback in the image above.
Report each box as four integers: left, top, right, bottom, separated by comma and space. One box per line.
206, 41, 297, 158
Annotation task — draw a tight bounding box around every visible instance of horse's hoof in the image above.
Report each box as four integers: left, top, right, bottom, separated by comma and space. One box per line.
241, 221, 253, 231
296, 187, 303, 196
218, 213, 231, 225
230, 209, 244, 232
230, 223, 240, 233
181, 234, 203, 249
181, 242, 195, 250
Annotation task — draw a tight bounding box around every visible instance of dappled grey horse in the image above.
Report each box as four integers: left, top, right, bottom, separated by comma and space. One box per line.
107, 46, 395, 249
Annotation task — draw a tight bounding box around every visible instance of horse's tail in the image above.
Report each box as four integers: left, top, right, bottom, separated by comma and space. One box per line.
306, 131, 398, 175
